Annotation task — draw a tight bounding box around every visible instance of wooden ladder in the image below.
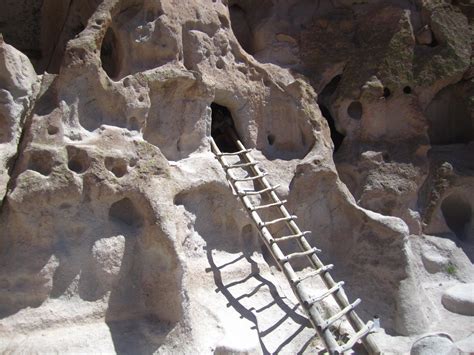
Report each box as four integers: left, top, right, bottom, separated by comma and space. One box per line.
210, 137, 380, 354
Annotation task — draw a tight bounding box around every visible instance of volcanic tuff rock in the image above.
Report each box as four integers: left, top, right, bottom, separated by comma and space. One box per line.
0, 0, 473, 353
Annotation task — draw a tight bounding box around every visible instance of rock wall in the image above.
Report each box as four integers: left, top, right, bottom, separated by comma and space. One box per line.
0, 0, 473, 353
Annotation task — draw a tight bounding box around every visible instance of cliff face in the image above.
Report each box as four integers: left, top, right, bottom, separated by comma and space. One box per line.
0, 0, 473, 353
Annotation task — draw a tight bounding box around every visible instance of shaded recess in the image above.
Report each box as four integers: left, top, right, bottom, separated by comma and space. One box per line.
228, 0, 273, 55
347, 101, 363, 120
101, 27, 121, 79
66, 146, 91, 173
211, 103, 240, 153
229, 4, 254, 54
425, 82, 473, 145
0, 187, 182, 352
317, 75, 345, 153
174, 182, 259, 253
27, 149, 55, 176
0, 113, 13, 143
441, 193, 472, 240
319, 105, 345, 153
109, 198, 143, 227
105, 157, 128, 178
101, 3, 178, 80
0, 0, 92, 73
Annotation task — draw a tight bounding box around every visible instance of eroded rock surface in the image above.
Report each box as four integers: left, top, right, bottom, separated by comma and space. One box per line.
442, 283, 474, 316
0, 0, 472, 353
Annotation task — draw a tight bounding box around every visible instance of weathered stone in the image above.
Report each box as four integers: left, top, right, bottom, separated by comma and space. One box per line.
410, 333, 458, 355
442, 283, 474, 316
0, 0, 472, 353
422, 248, 450, 273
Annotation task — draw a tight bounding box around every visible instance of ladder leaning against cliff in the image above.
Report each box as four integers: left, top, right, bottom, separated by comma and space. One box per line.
210, 136, 380, 354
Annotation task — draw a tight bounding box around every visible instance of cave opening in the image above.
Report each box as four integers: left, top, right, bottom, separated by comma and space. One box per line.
426, 83, 473, 145
347, 101, 363, 120
0, 0, 89, 74
101, 27, 121, 79
317, 75, 345, 153
441, 194, 472, 241
319, 104, 345, 153
211, 103, 240, 153
229, 4, 254, 55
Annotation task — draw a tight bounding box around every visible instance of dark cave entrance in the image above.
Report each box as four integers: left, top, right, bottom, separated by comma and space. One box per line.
101, 27, 121, 79
211, 103, 240, 153
319, 104, 345, 153
229, 4, 254, 55
318, 75, 345, 153
425, 83, 473, 146
441, 194, 472, 241
0, 0, 88, 74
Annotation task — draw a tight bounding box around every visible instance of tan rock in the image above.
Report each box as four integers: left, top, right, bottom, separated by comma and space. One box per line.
0, 0, 472, 353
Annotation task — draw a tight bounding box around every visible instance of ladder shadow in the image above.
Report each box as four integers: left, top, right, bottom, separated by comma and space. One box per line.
205, 248, 315, 354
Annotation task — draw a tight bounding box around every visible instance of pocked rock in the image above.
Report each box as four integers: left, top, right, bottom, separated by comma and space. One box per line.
442, 283, 474, 316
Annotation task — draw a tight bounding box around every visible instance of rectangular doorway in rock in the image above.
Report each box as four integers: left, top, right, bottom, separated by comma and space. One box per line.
211, 103, 240, 153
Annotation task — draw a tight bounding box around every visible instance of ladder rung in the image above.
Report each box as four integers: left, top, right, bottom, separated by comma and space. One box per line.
273, 231, 311, 243
337, 321, 375, 353
237, 184, 280, 196
292, 264, 334, 284
259, 215, 296, 228
216, 149, 251, 156
232, 172, 268, 182
250, 200, 286, 211
304, 281, 344, 307
279, 247, 320, 263
321, 298, 361, 331
224, 162, 258, 169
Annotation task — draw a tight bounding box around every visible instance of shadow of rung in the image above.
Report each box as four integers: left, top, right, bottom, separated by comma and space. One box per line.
205, 254, 245, 272
233, 282, 266, 302
260, 304, 299, 337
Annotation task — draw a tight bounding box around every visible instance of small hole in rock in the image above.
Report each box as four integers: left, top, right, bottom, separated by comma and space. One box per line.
109, 197, 143, 227
403, 86, 412, 94
267, 134, 275, 145
123, 78, 131, 87
105, 156, 128, 178
441, 193, 472, 241
95, 19, 104, 25
112, 166, 127, 177
47, 125, 59, 135
216, 58, 225, 69
27, 150, 54, 176
383, 87, 391, 98
219, 14, 230, 28
67, 146, 91, 174
347, 101, 363, 120
138, 96, 145, 102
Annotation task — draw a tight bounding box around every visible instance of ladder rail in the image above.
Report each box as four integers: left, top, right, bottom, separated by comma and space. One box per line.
232, 139, 380, 354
